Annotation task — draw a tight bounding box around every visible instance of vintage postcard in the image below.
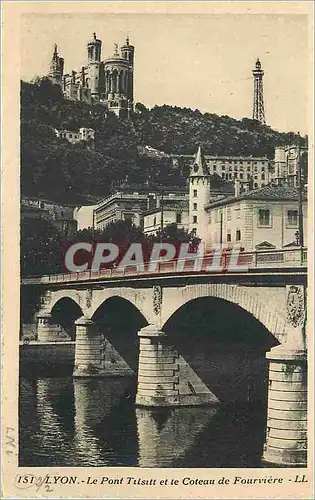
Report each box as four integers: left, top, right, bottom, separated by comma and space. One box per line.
1, 1, 314, 499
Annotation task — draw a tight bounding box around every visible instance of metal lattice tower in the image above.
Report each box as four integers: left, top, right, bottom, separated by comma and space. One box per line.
252, 58, 266, 124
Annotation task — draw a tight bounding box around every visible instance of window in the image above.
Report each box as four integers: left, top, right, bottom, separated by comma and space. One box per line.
236, 230, 241, 241
287, 210, 298, 227
193, 189, 197, 197
261, 174, 265, 180
213, 165, 217, 171
254, 182, 258, 188
227, 207, 231, 221
258, 209, 271, 227
227, 232, 231, 242
193, 203, 197, 210
193, 215, 198, 224
153, 216, 156, 226
176, 213, 182, 224
247, 166, 251, 172
222, 165, 225, 171
234, 207, 241, 219
240, 173, 244, 179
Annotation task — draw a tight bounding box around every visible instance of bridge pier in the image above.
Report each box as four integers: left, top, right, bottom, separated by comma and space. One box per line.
36, 312, 71, 342
73, 317, 135, 377
263, 345, 307, 466
263, 285, 307, 466
73, 316, 107, 377
136, 324, 219, 407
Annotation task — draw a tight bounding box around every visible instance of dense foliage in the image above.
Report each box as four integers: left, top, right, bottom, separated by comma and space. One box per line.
21, 218, 199, 276
21, 78, 306, 203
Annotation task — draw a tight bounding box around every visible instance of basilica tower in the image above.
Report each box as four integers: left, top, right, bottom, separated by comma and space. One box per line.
48, 44, 64, 87
86, 33, 104, 101
189, 146, 211, 245
104, 37, 135, 117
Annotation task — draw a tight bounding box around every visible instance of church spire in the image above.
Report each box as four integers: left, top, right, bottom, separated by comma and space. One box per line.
191, 145, 208, 177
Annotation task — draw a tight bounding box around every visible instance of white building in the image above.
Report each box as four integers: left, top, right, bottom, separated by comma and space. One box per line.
73, 205, 98, 230
143, 200, 189, 236
205, 155, 270, 188
55, 127, 95, 144
93, 187, 188, 231
204, 185, 307, 251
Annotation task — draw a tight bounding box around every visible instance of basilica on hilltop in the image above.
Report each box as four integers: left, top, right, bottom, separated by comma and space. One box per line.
48, 33, 134, 118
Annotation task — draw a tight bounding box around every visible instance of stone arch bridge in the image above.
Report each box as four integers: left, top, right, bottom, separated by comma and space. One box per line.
21, 259, 307, 467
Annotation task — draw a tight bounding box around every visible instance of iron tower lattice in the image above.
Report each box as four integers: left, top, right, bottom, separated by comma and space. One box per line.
252, 58, 266, 124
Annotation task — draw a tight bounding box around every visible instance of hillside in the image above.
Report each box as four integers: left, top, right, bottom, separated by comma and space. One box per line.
21, 78, 306, 204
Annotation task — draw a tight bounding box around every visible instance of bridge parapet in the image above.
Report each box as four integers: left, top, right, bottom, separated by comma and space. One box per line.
22, 247, 307, 285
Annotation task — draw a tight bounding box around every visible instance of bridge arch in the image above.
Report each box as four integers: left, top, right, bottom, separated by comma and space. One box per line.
161, 294, 280, 406
90, 288, 150, 324
162, 284, 286, 342
50, 296, 84, 340
91, 295, 149, 374
49, 291, 87, 317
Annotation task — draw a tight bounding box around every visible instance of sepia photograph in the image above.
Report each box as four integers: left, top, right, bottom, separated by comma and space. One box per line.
1, 1, 313, 499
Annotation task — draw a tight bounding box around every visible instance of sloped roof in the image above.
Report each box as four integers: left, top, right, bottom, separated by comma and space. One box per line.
144, 200, 189, 216
206, 184, 307, 210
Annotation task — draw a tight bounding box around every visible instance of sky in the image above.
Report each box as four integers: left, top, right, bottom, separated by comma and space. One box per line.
20, 13, 309, 134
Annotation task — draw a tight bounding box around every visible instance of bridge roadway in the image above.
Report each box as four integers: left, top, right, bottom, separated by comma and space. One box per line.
20, 247, 308, 467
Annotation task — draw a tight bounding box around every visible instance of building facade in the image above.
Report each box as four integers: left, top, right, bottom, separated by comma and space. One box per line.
271, 145, 308, 187
204, 185, 307, 251
48, 34, 134, 117
143, 199, 189, 236
93, 187, 188, 232
55, 127, 95, 144
169, 153, 271, 189
21, 196, 78, 237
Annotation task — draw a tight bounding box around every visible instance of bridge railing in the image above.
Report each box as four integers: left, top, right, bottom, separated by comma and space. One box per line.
21, 247, 307, 285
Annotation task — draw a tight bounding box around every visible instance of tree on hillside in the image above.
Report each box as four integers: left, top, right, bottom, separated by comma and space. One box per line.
148, 223, 201, 253
21, 217, 68, 276
21, 80, 307, 203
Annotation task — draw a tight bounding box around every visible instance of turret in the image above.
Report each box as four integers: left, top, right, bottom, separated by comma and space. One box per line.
121, 36, 135, 66
48, 43, 64, 87
87, 32, 102, 63
189, 146, 211, 245
104, 37, 134, 117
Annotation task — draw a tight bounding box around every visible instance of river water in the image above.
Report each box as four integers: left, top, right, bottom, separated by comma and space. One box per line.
19, 375, 268, 468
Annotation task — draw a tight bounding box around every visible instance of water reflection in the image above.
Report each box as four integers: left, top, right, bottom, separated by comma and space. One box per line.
136, 406, 219, 467
19, 376, 265, 468
73, 378, 133, 466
